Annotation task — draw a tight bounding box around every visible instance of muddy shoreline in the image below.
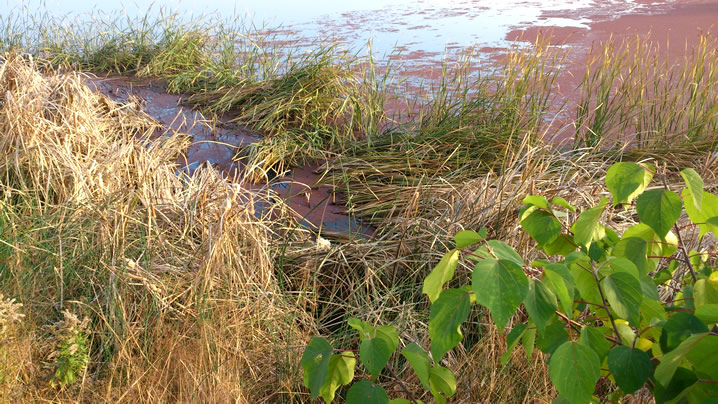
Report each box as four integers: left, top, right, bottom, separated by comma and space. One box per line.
83, 0, 717, 238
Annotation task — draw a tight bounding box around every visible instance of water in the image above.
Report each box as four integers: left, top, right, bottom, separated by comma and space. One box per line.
3, 0, 675, 59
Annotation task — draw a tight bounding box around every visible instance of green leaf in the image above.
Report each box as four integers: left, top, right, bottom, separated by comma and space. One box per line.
521, 206, 562, 246
602, 272, 643, 326
487, 240, 525, 266
541, 233, 577, 256
682, 190, 718, 238
472, 258, 529, 330
552, 196, 576, 212
571, 203, 607, 247
429, 365, 456, 404
537, 322, 569, 355
654, 367, 698, 403
695, 304, 718, 325
522, 326, 537, 360
580, 326, 611, 362
320, 352, 356, 402
423, 249, 460, 303
523, 195, 550, 209
501, 324, 527, 367
301, 337, 334, 399
659, 312, 709, 353
454, 228, 486, 248
655, 333, 710, 387
694, 279, 718, 308
681, 168, 704, 210
607, 346, 652, 393
549, 341, 601, 404
360, 337, 393, 379
402, 344, 431, 390
611, 237, 649, 277
429, 289, 471, 361
348, 318, 373, 341
606, 257, 639, 280
346, 381, 389, 404
605, 162, 653, 206
524, 279, 558, 334
571, 263, 602, 306
375, 325, 399, 353
685, 334, 718, 380
636, 189, 682, 240
543, 263, 575, 316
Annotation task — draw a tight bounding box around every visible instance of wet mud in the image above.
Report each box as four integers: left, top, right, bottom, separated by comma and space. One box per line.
85, 76, 373, 238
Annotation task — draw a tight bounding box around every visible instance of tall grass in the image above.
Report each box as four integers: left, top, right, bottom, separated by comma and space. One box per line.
574, 34, 718, 156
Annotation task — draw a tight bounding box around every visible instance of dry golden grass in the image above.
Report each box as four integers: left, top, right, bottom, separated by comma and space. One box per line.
0, 53, 317, 403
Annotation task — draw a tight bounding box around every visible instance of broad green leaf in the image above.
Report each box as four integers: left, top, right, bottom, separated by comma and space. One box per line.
694, 279, 718, 308
346, 381, 389, 404
348, 318, 373, 341
429, 289, 471, 361
640, 297, 667, 324
685, 334, 718, 380
375, 325, 399, 353
695, 304, 718, 325
423, 249, 460, 303
552, 196, 576, 212
301, 337, 334, 399
454, 228, 487, 248
487, 240, 525, 266
536, 322, 569, 355
523, 195, 550, 209
602, 272, 643, 326
605, 257, 639, 280
636, 189, 682, 240
682, 189, 718, 237
429, 366, 456, 404
320, 352, 356, 403
571, 263, 602, 306
402, 344, 431, 390
501, 324, 527, 367
654, 367, 698, 403
472, 258, 529, 330
615, 321, 636, 346
522, 326, 537, 360
640, 277, 660, 301
605, 162, 653, 205
655, 333, 710, 387
541, 233, 577, 256
680, 168, 704, 210
360, 337, 393, 379
611, 238, 648, 276
543, 263, 575, 316
524, 280, 558, 334
660, 312, 709, 353
571, 202, 607, 247
607, 346, 652, 394
579, 326, 611, 362
521, 206, 562, 246
549, 341, 601, 404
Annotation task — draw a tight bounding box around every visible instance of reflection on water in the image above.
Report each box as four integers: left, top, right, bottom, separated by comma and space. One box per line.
3, 0, 676, 57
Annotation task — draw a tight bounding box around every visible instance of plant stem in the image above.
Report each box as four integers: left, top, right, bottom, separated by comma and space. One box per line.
589, 264, 622, 345
659, 170, 697, 282
385, 364, 419, 404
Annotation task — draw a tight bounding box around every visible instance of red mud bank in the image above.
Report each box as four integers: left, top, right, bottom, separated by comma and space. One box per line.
85, 76, 373, 238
